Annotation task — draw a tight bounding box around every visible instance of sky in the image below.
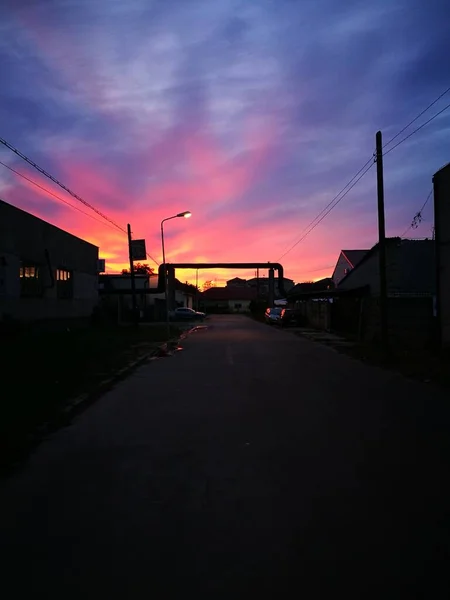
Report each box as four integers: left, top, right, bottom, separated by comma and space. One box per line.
0, 0, 449, 286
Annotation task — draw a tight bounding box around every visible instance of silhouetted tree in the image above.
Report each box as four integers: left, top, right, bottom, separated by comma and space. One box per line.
202, 280, 216, 292
121, 263, 154, 275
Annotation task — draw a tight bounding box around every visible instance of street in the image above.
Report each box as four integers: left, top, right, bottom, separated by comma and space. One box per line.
1, 315, 449, 597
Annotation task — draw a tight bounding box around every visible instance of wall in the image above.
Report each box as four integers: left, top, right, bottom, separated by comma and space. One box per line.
228, 299, 252, 312
0, 200, 98, 322
361, 296, 435, 348
332, 253, 351, 286
295, 299, 331, 330
296, 294, 434, 348
338, 251, 380, 292
201, 298, 252, 313
434, 163, 450, 348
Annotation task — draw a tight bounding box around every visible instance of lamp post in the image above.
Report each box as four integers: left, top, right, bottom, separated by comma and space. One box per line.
161, 211, 192, 340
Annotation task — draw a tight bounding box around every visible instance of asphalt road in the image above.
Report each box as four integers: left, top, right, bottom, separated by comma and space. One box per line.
1, 315, 449, 597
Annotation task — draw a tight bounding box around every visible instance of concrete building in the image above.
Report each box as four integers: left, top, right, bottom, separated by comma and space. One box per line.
337, 238, 436, 347
0, 199, 99, 323
246, 276, 294, 298
226, 277, 249, 287
99, 273, 195, 322
433, 162, 450, 348
200, 287, 256, 313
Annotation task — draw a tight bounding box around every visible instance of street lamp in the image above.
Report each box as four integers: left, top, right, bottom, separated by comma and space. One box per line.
161, 211, 192, 340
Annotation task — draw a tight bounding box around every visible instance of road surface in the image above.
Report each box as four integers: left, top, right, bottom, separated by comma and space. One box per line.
1, 315, 449, 597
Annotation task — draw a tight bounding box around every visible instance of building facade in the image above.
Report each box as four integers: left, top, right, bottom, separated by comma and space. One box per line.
246, 276, 294, 298
434, 162, 450, 348
0, 199, 99, 323
200, 287, 256, 313
332, 250, 368, 286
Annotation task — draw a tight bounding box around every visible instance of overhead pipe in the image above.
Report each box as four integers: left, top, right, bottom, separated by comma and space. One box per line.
154, 262, 286, 297
100, 263, 287, 297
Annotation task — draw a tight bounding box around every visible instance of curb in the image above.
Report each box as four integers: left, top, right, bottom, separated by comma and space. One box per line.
43, 325, 202, 424
62, 343, 162, 418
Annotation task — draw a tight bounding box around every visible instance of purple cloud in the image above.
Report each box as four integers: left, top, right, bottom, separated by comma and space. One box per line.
0, 0, 449, 283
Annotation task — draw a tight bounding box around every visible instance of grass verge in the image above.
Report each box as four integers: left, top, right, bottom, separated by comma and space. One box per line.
0, 323, 179, 472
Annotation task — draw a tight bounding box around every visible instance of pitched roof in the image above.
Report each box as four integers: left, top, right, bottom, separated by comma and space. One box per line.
342, 249, 369, 268
202, 286, 257, 301
288, 278, 334, 297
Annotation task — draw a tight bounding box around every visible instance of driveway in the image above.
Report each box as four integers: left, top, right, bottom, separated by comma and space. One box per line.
1, 315, 449, 597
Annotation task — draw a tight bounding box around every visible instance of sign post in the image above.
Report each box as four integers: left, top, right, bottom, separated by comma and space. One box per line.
127, 224, 138, 326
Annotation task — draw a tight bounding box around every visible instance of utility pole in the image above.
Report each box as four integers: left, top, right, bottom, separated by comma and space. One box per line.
195, 268, 199, 310
127, 223, 138, 326
375, 131, 389, 356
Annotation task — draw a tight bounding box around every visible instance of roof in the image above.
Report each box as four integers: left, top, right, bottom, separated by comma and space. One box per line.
247, 276, 294, 284
288, 278, 334, 297
202, 286, 257, 301
342, 249, 369, 268
0, 198, 99, 250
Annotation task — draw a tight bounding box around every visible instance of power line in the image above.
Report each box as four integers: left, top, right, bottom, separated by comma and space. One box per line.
277, 156, 374, 262
278, 157, 374, 260
0, 137, 160, 266
0, 159, 119, 232
383, 85, 450, 150
279, 162, 374, 260
0, 135, 126, 233
304, 264, 335, 273
277, 87, 450, 261
384, 101, 450, 157
146, 252, 159, 267
401, 189, 433, 238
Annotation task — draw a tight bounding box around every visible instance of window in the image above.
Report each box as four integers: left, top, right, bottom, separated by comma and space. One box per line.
56, 268, 73, 299
234, 303, 242, 309
19, 262, 42, 297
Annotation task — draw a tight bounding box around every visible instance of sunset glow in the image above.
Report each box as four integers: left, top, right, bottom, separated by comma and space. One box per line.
0, 1, 448, 287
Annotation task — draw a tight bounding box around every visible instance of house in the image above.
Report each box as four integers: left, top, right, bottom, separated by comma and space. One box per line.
246, 276, 294, 298
226, 277, 249, 287
336, 238, 436, 346
99, 273, 196, 321
285, 240, 436, 346
200, 286, 257, 313
0, 199, 99, 324
98, 273, 153, 320
332, 249, 368, 286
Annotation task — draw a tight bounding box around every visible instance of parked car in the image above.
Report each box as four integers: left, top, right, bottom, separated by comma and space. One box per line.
278, 308, 303, 327
170, 307, 206, 321
264, 307, 282, 324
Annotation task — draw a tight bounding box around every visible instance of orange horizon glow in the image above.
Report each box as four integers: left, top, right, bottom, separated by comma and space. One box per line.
1, 143, 372, 287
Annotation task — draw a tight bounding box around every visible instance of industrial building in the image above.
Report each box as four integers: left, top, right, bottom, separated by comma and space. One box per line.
0, 199, 99, 324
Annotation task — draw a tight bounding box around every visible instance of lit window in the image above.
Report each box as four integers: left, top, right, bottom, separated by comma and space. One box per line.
56, 268, 73, 299
57, 269, 72, 281
19, 262, 41, 297
20, 265, 38, 278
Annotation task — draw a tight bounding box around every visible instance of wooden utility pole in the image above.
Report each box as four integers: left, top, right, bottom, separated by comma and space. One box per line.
127, 223, 138, 326
375, 131, 388, 355
195, 268, 199, 310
